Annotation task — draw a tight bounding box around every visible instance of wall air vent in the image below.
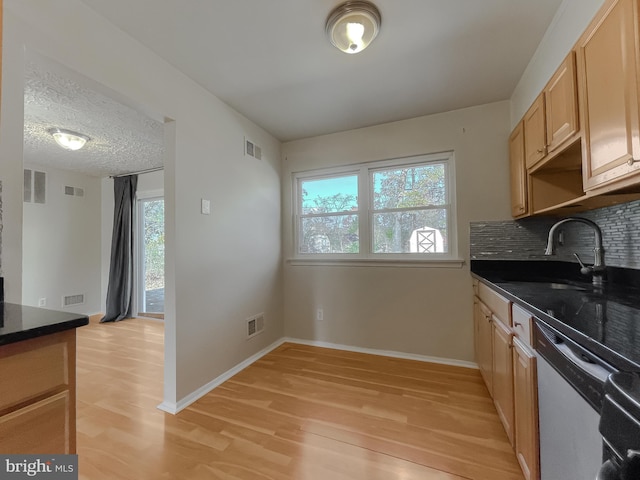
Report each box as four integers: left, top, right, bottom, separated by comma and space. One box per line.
244, 137, 262, 160
63, 293, 85, 307
246, 313, 265, 339
65, 186, 85, 197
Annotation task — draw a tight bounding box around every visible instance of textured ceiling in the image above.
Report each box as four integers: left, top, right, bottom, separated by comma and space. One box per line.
23, 60, 164, 178
79, 0, 564, 141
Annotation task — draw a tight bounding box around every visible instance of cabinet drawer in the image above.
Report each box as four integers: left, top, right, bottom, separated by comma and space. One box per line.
0, 331, 73, 411
512, 304, 533, 348
0, 391, 71, 454
478, 283, 511, 326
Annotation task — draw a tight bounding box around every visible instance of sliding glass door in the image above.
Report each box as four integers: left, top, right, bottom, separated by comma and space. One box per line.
136, 195, 164, 318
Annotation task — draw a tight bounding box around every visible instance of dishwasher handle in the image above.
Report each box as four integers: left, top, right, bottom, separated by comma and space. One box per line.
538, 323, 612, 383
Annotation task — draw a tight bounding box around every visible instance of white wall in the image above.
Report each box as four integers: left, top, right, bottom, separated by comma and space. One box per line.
2, 0, 283, 408
510, 0, 606, 127
22, 166, 102, 314
282, 101, 511, 363
100, 170, 165, 311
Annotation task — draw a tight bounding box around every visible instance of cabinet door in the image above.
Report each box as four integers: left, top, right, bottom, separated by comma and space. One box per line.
513, 338, 539, 480
545, 52, 579, 153
0, 392, 71, 454
524, 94, 547, 169
509, 122, 528, 217
578, 0, 640, 190
477, 301, 494, 396
492, 317, 515, 446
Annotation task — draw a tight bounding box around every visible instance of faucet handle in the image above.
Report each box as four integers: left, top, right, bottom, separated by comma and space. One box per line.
574, 253, 593, 275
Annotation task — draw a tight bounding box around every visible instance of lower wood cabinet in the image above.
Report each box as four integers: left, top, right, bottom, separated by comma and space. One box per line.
0, 330, 77, 454
493, 316, 515, 446
474, 297, 494, 395
513, 337, 540, 480
474, 281, 540, 480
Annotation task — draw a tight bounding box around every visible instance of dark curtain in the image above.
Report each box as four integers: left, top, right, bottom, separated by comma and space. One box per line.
101, 175, 138, 323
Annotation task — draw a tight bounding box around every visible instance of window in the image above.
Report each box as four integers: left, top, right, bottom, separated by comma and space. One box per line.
294, 152, 456, 261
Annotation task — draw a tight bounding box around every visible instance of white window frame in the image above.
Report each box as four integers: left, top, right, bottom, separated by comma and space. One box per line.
291, 152, 461, 266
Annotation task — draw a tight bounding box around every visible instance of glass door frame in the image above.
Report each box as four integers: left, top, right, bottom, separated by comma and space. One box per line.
135, 189, 164, 318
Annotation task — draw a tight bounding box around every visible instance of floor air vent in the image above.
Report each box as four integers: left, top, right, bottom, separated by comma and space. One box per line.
246, 313, 265, 339
63, 294, 85, 307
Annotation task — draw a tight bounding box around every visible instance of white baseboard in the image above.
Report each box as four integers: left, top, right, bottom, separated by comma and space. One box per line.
158, 336, 477, 415
283, 337, 479, 370
157, 337, 287, 415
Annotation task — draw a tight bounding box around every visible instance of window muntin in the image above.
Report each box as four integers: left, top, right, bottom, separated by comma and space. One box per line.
294, 153, 455, 259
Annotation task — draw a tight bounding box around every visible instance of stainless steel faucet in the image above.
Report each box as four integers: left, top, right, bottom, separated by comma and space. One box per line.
544, 217, 606, 285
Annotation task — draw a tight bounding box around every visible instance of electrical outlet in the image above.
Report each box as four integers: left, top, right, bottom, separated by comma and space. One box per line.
38, 298, 46, 307
316, 308, 324, 321
201, 198, 211, 215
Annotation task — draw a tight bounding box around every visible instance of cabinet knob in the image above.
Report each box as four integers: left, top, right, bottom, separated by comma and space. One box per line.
628, 158, 640, 166
537, 148, 544, 154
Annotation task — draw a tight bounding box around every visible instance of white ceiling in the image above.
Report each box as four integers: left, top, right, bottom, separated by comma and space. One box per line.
24, 58, 165, 178
21, 0, 563, 178
78, 0, 564, 142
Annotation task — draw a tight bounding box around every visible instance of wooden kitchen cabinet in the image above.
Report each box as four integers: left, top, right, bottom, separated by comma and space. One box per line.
509, 121, 528, 217
577, 0, 640, 191
0, 330, 77, 454
474, 281, 540, 479
492, 316, 515, 446
545, 52, 579, 154
524, 94, 547, 169
513, 337, 540, 480
475, 298, 494, 395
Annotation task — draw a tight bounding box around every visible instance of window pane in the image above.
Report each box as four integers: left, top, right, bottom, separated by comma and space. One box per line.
373, 164, 446, 210
301, 175, 358, 214
372, 209, 448, 253
300, 215, 359, 253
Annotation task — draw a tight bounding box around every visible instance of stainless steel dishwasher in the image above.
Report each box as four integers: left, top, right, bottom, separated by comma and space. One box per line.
534, 320, 617, 480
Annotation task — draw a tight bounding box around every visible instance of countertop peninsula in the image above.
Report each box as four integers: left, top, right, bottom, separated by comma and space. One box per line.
0, 302, 89, 346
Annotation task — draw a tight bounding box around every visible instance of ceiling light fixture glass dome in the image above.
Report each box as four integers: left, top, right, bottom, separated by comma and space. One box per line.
48, 128, 90, 151
326, 1, 381, 54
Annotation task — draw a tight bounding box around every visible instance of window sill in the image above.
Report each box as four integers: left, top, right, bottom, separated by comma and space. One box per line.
287, 258, 466, 268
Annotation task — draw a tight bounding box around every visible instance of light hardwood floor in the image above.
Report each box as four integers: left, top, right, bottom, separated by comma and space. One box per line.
76, 317, 524, 480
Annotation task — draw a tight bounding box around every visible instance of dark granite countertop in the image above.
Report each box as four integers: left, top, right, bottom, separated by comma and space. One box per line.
471, 260, 640, 372
0, 302, 89, 346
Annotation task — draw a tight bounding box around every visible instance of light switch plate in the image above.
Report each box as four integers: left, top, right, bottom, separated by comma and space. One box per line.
201, 198, 211, 215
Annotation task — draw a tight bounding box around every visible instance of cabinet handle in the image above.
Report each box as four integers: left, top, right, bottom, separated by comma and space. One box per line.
514, 322, 522, 328
628, 158, 640, 166
537, 148, 544, 154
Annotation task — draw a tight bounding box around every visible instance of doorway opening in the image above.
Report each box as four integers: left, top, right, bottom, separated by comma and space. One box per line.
136, 194, 165, 319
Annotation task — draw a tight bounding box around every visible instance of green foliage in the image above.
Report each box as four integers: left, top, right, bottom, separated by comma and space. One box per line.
143, 200, 164, 289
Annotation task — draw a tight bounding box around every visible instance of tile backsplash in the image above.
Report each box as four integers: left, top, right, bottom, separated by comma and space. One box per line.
471, 199, 640, 270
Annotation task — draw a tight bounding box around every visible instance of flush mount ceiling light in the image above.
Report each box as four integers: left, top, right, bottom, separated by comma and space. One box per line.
326, 1, 381, 54
48, 128, 90, 151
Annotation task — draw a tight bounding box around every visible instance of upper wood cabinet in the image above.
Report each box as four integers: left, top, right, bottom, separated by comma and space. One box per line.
524, 53, 579, 172
509, 122, 528, 217
545, 52, 579, 153
524, 94, 547, 169
578, 0, 640, 191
